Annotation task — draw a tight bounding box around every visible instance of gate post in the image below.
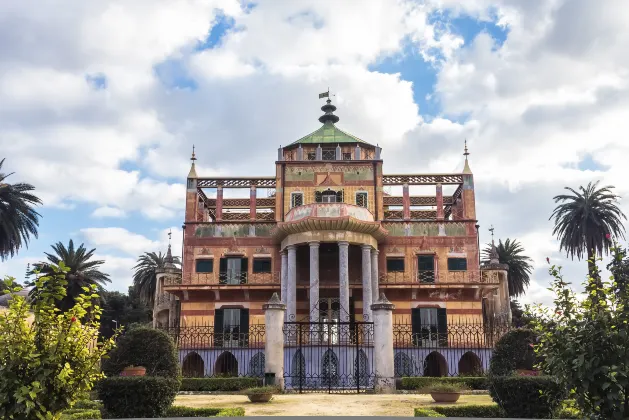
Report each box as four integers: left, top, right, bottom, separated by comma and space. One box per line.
263, 293, 286, 390
371, 292, 395, 394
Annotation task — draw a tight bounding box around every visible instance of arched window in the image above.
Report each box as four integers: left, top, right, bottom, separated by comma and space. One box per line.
354, 350, 369, 387
423, 351, 448, 377
394, 352, 415, 377
214, 351, 238, 377
322, 349, 339, 387
291, 350, 306, 388
458, 351, 482, 376
182, 352, 205, 378
248, 352, 265, 377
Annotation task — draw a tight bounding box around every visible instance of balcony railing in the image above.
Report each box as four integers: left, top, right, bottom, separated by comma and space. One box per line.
166, 272, 281, 286
379, 270, 500, 285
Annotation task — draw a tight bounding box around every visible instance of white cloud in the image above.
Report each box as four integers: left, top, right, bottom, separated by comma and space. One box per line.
92, 206, 126, 219
80, 226, 182, 258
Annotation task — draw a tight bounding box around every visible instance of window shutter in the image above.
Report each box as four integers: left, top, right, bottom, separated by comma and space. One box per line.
239, 309, 250, 347
437, 308, 448, 347
214, 308, 224, 347
411, 308, 422, 347
240, 258, 248, 284
219, 258, 227, 284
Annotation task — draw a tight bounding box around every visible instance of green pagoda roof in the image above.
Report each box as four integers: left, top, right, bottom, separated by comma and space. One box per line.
288, 121, 373, 147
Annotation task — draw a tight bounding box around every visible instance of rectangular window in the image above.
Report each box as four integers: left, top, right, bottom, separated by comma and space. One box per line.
386, 258, 405, 272
195, 259, 213, 273
253, 258, 272, 273
291, 192, 303, 208
342, 152, 352, 160
411, 307, 448, 347
356, 192, 368, 208
322, 148, 336, 160
219, 257, 248, 284
307, 152, 316, 160
214, 308, 250, 347
447, 257, 468, 271
417, 255, 434, 283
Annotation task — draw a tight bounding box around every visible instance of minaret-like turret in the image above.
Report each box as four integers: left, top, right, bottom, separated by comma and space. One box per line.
461, 140, 476, 220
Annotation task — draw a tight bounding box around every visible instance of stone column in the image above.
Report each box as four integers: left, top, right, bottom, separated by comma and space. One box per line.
371, 292, 395, 393
287, 245, 297, 321
216, 185, 223, 221
338, 241, 350, 322
250, 185, 257, 221
263, 293, 286, 390
371, 249, 379, 303
436, 182, 444, 220
280, 250, 288, 304
402, 183, 410, 221
309, 241, 320, 322
361, 245, 372, 321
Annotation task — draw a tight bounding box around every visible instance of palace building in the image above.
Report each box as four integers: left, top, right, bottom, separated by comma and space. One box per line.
153, 96, 512, 386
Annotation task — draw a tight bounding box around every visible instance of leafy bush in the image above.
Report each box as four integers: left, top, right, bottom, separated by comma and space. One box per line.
97, 376, 180, 418
530, 247, 629, 419
101, 327, 180, 378
72, 400, 102, 410
181, 377, 261, 392
488, 328, 538, 376
243, 386, 280, 394
433, 404, 505, 417
489, 375, 566, 418
0, 267, 117, 420
413, 408, 445, 417
166, 406, 246, 417
399, 376, 487, 390
61, 409, 102, 419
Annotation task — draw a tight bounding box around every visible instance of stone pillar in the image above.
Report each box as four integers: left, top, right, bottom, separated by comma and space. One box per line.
216, 186, 223, 221
436, 182, 444, 220
280, 250, 288, 304
297, 144, 304, 161
316, 144, 322, 160
287, 245, 297, 321
309, 241, 320, 322
371, 292, 395, 393
361, 245, 372, 320
335, 144, 342, 160
402, 183, 410, 221
338, 241, 350, 322
371, 248, 379, 303
263, 293, 286, 390
250, 185, 257, 221
277, 146, 284, 161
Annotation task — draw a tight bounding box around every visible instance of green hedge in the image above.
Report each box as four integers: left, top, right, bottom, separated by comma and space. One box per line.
61, 409, 102, 420
102, 327, 180, 378
489, 328, 538, 376
97, 376, 180, 418
399, 376, 487, 390
72, 400, 102, 410
413, 408, 445, 417
181, 377, 262, 392
433, 404, 505, 417
166, 406, 245, 417
489, 375, 566, 418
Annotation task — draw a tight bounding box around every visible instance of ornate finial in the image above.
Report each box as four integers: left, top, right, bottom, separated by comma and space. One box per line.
191, 145, 197, 161
188, 146, 198, 179
463, 139, 469, 158
318, 89, 339, 124
462, 139, 472, 174
168, 229, 172, 244
489, 225, 495, 244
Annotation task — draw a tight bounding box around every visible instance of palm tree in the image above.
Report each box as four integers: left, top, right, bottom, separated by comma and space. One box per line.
482, 238, 533, 297
550, 181, 627, 278
132, 250, 181, 307
28, 240, 110, 311
0, 158, 42, 261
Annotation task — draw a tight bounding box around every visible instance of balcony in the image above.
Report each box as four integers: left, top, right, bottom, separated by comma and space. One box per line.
285, 202, 374, 222
165, 272, 280, 287
379, 270, 500, 285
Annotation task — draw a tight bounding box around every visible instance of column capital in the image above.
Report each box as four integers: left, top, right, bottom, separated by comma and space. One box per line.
308, 241, 320, 248
361, 244, 372, 251
338, 241, 349, 248
371, 248, 380, 255
286, 244, 297, 251
263, 292, 286, 311
371, 292, 395, 311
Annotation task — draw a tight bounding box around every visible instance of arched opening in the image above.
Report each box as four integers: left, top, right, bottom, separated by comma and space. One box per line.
214, 351, 238, 377
394, 352, 415, 377
458, 351, 483, 376
322, 349, 339, 387
423, 351, 448, 377
248, 352, 265, 377
291, 350, 306, 388
354, 350, 369, 387
182, 352, 204, 378
155, 309, 169, 328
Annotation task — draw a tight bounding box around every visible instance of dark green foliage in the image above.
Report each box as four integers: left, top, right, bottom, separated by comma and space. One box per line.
28, 240, 111, 311
433, 404, 505, 417
488, 328, 537, 376
133, 251, 181, 306
489, 376, 566, 418
99, 287, 152, 339
61, 409, 102, 419
72, 400, 102, 410
166, 406, 245, 417
101, 327, 180, 378
413, 408, 445, 417
510, 300, 535, 328
0, 158, 42, 261
181, 377, 261, 391
97, 376, 180, 418
482, 238, 533, 297
399, 376, 487, 391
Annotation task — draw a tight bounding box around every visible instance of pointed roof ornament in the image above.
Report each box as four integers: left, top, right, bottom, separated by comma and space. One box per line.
318, 89, 340, 124
488, 225, 500, 264
188, 144, 198, 179
463, 139, 472, 174
165, 229, 174, 266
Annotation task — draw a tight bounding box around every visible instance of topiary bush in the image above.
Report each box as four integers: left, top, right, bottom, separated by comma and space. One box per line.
101, 327, 180, 378
399, 376, 487, 391
181, 377, 261, 392
489, 375, 566, 418
488, 328, 538, 376
413, 408, 445, 417
166, 406, 246, 417
432, 404, 504, 417
97, 376, 180, 418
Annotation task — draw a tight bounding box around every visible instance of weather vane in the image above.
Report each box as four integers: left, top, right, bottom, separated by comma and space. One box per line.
168, 229, 172, 244
463, 139, 469, 158
489, 225, 495, 242
191, 145, 197, 161
318, 87, 335, 100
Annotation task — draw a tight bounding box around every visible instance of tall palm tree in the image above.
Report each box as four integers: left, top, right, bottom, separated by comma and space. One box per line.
550, 181, 627, 277
132, 250, 181, 307
482, 238, 533, 297
28, 240, 110, 311
0, 158, 42, 261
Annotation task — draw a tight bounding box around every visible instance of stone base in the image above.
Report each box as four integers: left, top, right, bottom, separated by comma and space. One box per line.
374, 377, 395, 394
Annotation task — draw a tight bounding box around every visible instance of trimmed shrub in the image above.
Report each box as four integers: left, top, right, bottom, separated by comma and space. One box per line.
72, 400, 102, 410
399, 376, 487, 391
433, 404, 504, 417
97, 376, 180, 418
181, 377, 261, 392
64, 409, 102, 419
489, 328, 538, 376
413, 408, 445, 417
489, 375, 566, 418
101, 327, 180, 378
167, 406, 246, 417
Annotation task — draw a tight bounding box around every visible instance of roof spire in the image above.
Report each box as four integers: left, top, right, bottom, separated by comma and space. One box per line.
188, 144, 198, 178
488, 225, 500, 264
463, 139, 472, 174
318, 89, 339, 124
165, 229, 174, 266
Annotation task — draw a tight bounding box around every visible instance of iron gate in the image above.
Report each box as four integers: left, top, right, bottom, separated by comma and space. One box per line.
283, 320, 375, 393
